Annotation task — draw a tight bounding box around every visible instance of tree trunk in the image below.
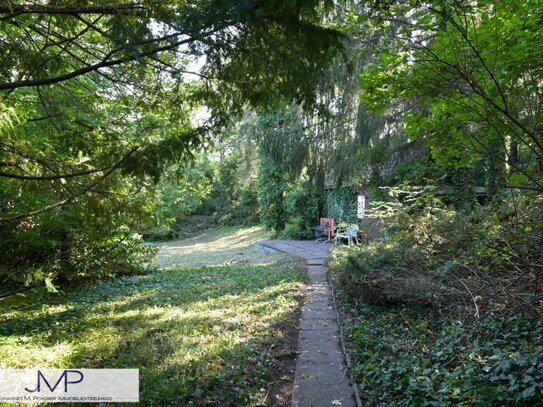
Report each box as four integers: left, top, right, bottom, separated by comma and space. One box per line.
245, 130, 252, 175
509, 138, 519, 168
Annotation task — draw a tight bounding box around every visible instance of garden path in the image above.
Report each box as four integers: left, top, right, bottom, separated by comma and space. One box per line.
256, 240, 357, 407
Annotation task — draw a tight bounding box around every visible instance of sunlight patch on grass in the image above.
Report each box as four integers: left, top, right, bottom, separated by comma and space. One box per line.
153, 225, 286, 269
0, 260, 305, 406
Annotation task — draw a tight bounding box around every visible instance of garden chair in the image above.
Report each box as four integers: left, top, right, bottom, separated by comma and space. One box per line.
312, 218, 335, 242
312, 223, 325, 240
334, 224, 360, 246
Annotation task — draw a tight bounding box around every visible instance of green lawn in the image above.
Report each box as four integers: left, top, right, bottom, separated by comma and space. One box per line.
0, 227, 305, 406
152, 225, 286, 269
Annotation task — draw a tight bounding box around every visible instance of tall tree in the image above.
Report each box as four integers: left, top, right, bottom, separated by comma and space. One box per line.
356, 0, 543, 193
0, 0, 343, 219
0, 0, 343, 285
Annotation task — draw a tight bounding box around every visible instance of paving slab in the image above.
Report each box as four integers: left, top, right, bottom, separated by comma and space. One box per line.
299, 318, 339, 331
305, 281, 330, 290
255, 240, 356, 407
293, 361, 353, 407
294, 361, 349, 385
297, 342, 344, 363
301, 303, 335, 312
307, 275, 328, 285
306, 290, 333, 306
301, 307, 337, 320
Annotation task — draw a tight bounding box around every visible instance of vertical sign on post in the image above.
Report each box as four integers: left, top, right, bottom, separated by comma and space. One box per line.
357, 191, 366, 219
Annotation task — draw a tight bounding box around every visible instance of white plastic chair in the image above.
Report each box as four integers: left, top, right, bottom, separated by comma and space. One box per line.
334, 224, 359, 246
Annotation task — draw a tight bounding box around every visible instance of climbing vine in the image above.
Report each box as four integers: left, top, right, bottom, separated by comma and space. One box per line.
323, 186, 358, 223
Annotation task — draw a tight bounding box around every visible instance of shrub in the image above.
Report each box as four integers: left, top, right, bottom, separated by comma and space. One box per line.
0, 203, 157, 289
258, 157, 288, 231
329, 187, 543, 314
328, 187, 543, 404
279, 221, 305, 239
284, 177, 321, 238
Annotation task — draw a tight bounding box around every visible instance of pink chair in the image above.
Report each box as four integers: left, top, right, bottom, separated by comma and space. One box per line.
313, 217, 334, 241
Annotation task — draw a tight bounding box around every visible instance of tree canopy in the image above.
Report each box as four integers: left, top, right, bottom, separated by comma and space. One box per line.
0, 0, 342, 285
357, 0, 543, 193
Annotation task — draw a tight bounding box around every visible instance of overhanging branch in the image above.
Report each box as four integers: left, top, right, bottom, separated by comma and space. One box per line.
0, 166, 106, 180
0, 26, 228, 90
0, 146, 139, 222
0, 4, 144, 16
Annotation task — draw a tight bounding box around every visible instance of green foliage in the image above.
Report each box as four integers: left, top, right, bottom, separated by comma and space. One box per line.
0, 182, 158, 287
0, 0, 343, 285
201, 153, 260, 225
0, 260, 304, 405
283, 177, 322, 238
337, 302, 543, 405
323, 186, 358, 223
318, 3, 543, 404
141, 128, 264, 240
258, 154, 288, 232
0, 0, 343, 110
357, 0, 543, 193
257, 158, 324, 238
393, 157, 432, 186
236, 177, 260, 222
328, 186, 543, 404
214, 155, 240, 204
254, 109, 311, 233
142, 158, 215, 240
207, 112, 263, 225
0, 72, 196, 286
329, 187, 542, 309
280, 222, 305, 239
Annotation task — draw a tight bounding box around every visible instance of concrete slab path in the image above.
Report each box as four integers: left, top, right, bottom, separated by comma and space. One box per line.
255, 240, 357, 407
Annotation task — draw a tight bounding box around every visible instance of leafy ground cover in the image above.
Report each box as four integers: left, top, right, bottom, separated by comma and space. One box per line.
326, 189, 543, 405
0, 226, 305, 406
328, 238, 543, 405
331, 299, 543, 406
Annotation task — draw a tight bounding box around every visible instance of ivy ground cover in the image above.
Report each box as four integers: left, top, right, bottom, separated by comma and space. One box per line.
0, 227, 304, 406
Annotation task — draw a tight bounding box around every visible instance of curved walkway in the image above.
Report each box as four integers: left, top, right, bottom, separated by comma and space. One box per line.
256, 240, 356, 407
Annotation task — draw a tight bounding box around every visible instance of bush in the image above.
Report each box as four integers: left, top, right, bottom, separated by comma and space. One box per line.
229, 176, 260, 224
284, 177, 321, 238
329, 187, 543, 314
0, 200, 157, 289
258, 157, 288, 231
279, 222, 305, 239
327, 187, 543, 404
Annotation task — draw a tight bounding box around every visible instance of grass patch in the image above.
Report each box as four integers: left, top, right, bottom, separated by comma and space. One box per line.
152, 225, 284, 269
1, 227, 305, 406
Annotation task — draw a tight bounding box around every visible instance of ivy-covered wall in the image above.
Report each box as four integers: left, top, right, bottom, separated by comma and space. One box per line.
323, 186, 358, 223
